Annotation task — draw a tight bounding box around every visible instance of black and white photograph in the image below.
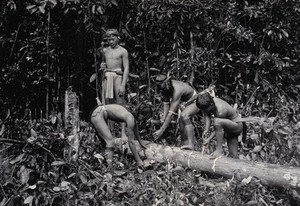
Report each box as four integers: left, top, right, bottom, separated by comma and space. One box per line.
0, 0, 300, 205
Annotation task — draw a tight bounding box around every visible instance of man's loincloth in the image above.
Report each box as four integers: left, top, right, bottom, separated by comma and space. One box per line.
169, 90, 198, 118
182, 90, 198, 107
104, 69, 123, 99
178, 90, 198, 113
91, 105, 107, 117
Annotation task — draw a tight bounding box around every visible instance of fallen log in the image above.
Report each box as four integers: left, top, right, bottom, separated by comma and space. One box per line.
114, 138, 300, 189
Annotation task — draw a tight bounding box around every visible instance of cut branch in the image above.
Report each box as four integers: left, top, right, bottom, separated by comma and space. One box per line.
114, 138, 300, 189
0, 138, 25, 144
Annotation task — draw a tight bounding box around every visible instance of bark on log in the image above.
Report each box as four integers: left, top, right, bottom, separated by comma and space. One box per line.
114, 138, 300, 189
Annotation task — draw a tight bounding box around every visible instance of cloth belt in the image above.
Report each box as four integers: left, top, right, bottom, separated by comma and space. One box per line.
177, 90, 198, 118
91, 105, 107, 117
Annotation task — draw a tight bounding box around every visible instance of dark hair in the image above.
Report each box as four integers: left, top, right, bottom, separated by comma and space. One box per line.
196, 92, 215, 113
156, 77, 173, 99
105, 29, 119, 37
136, 102, 153, 120
121, 102, 153, 120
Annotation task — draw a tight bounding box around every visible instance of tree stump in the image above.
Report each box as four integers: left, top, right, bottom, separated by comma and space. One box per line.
64, 88, 80, 162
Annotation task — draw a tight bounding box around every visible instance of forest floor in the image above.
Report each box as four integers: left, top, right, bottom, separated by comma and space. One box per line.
0, 116, 300, 206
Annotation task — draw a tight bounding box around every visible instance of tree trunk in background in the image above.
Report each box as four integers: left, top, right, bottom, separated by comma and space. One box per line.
77, 27, 84, 97
188, 31, 195, 86
114, 138, 300, 189
64, 89, 80, 161
46, 9, 51, 119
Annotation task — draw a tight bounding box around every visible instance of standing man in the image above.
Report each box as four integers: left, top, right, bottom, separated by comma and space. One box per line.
152, 75, 198, 150
196, 92, 243, 158
101, 28, 129, 139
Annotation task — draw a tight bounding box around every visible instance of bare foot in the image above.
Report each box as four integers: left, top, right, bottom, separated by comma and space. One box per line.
180, 145, 194, 150
137, 165, 145, 173
136, 161, 145, 171
210, 150, 223, 159
121, 135, 128, 145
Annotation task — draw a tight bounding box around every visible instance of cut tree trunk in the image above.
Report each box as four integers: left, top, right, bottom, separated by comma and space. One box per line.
114, 138, 300, 189
64, 89, 80, 162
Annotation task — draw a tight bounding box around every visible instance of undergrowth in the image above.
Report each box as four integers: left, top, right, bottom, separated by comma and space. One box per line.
1, 98, 300, 206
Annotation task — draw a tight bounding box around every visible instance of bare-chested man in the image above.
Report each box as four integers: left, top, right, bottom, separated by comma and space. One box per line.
196, 92, 243, 158
90, 103, 147, 169
152, 75, 198, 150
101, 28, 129, 139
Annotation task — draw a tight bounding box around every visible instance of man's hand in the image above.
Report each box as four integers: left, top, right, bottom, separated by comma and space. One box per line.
153, 129, 163, 140
100, 62, 107, 70
179, 104, 186, 111
119, 85, 126, 96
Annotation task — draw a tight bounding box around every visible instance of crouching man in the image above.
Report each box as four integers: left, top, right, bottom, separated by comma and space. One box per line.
152, 74, 198, 150
90, 103, 147, 168
196, 92, 244, 158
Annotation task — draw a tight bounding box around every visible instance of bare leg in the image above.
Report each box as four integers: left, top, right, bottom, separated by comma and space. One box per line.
213, 121, 224, 157
114, 76, 127, 139
103, 78, 117, 137
104, 147, 113, 169
180, 103, 200, 150
133, 122, 147, 149
179, 119, 188, 145
91, 111, 114, 168
227, 134, 239, 158
213, 118, 243, 157
120, 123, 127, 139
180, 120, 195, 150
102, 78, 107, 105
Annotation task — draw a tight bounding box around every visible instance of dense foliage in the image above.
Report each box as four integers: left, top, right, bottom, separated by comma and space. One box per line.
0, 0, 299, 119
1, 0, 300, 205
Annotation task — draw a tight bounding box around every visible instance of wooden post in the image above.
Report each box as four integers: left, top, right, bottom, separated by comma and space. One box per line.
64, 89, 80, 161
114, 138, 300, 189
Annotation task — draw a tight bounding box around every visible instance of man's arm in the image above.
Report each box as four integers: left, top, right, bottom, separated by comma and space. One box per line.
159, 98, 180, 133
153, 91, 181, 139
202, 113, 211, 137
161, 102, 170, 122
119, 49, 129, 95
100, 47, 107, 70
